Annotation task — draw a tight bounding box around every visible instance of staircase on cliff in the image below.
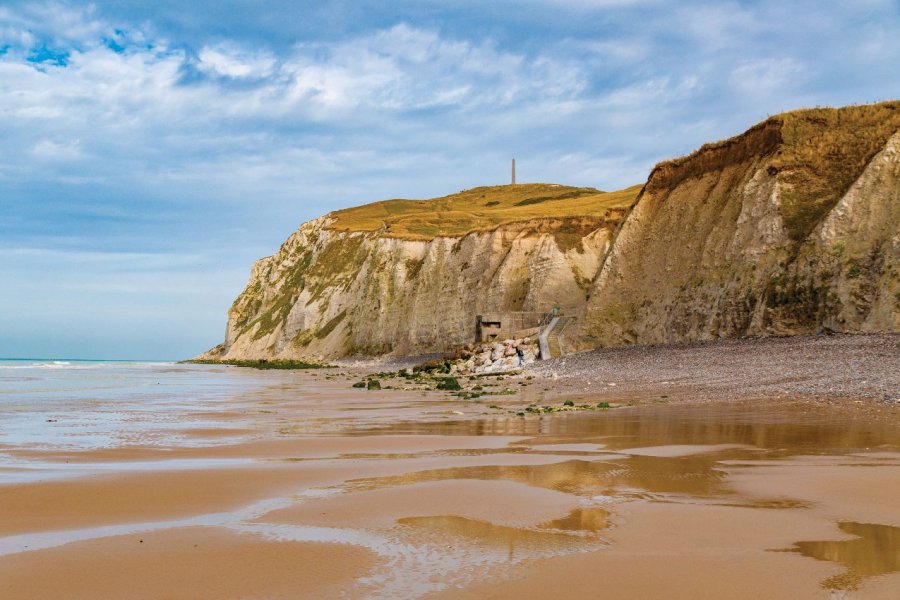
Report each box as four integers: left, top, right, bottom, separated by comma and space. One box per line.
538, 314, 576, 359
548, 316, 575, 356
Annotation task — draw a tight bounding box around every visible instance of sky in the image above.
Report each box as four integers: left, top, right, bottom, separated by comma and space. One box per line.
1, 0, 898, 360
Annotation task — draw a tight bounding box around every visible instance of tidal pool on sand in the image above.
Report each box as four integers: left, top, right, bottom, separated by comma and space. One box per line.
0, 364, 898, 598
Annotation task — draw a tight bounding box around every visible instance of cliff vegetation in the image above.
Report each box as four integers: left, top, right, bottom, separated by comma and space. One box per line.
325, 183, 642, 240
201, 101, 900, 362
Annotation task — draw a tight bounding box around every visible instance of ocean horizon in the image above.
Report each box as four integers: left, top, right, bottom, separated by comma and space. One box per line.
0, 358, 178, 364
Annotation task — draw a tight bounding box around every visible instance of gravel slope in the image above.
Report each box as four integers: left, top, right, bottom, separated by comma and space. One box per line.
528, 333, 899, 405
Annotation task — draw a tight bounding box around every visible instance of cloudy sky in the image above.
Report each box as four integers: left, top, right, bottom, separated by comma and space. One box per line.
2, 0, 898, 359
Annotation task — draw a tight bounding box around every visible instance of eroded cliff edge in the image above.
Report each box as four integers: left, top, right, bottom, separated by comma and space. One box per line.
579, 101, 900, 347
201, 101, 900, 361
202, 184, 638, 360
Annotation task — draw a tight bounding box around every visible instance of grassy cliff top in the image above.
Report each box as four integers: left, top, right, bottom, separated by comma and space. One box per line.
649, 100, 900, 240
325, 183, 642, 240
774, 101, 900, 240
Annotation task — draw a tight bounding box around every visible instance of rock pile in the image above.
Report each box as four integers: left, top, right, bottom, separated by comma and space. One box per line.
449, 338, 541, 374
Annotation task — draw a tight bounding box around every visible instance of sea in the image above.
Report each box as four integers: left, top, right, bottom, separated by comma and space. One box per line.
0, 359, 274, 454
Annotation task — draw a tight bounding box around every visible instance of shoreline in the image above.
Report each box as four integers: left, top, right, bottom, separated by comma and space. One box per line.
3, 339, 898, 598
204, 332, 900, 410
527, 332, 900, 406
207, 333, 900, 410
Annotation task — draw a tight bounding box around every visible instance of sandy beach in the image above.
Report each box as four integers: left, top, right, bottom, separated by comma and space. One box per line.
5, 1, 900, 597
1, 335, 899, 599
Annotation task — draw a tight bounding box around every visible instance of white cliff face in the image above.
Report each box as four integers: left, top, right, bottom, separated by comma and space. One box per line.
579, 128, 900, 347
204, 216, 620, 361
203, 104, 900, 362
810, 131, 900, 331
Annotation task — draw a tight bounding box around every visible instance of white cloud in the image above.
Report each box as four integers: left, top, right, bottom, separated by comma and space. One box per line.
575, 38, 651, 64
30, 138, 84, 160
197, 44, 276, 79
597, 76, 699, 109
2, 0, 900, 358
0, 24, 35, 48
1, 0, 896, 206
729, 58, 805, 98
3, 246, 207, 268
669, 2, 763, 50
528, 0, 664, 8
1, 1, 105, 46
0, 9, 589, 162
275, 23, 585, 112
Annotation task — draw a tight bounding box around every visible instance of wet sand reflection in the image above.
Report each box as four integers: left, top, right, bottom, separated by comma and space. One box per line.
778, 522, 900, 591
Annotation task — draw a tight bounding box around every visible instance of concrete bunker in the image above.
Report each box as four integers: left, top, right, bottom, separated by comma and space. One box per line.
475, 309, 577, 359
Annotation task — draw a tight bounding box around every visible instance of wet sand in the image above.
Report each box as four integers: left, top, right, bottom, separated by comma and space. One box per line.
2, 360, 899, 599
0, 527, 377, 600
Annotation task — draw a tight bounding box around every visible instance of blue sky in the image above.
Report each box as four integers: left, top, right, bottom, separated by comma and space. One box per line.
1, 0, 898, 359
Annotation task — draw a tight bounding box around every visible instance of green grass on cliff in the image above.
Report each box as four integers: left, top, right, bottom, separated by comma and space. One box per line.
186, 359, 331, 369
325, 183, 642, 240
773, 101, 900, 241
649, 100, 900, 242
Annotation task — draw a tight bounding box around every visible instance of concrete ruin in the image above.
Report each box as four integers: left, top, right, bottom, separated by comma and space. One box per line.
475, 310, 577, 360
475, 312, 543, 343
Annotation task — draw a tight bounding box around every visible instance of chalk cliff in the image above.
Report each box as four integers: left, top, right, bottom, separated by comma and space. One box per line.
202, 184, 638, 360
579, 101, 900, 346
201, 101, 900, 361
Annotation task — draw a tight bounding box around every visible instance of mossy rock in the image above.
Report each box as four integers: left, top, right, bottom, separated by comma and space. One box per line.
436, 377, 462, 391
366, 379, 382, 390
414, 359, 450, 374
187, 358, 329, 370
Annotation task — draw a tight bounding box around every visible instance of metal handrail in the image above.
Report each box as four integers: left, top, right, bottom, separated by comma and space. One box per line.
537, 307, 560, 329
